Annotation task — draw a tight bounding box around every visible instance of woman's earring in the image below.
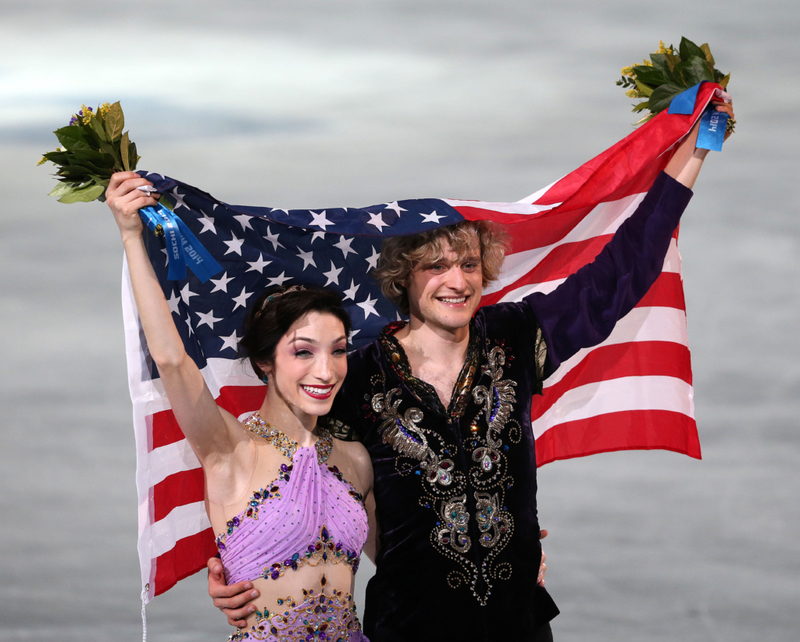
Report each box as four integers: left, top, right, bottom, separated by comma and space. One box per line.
261, 373, 269, 384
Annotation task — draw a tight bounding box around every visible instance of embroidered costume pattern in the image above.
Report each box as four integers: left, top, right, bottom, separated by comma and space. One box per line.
370, 329, 521, 605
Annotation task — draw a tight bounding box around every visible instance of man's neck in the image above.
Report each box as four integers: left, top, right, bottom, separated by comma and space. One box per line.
395, 315, 470, 362
394, 315, 471, 406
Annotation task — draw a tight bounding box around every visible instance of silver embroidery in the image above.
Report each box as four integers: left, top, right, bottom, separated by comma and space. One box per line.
372, 388, 430, 461
436, 495, 471, 554
373, 388, 457, 490
474, 492, 512, 549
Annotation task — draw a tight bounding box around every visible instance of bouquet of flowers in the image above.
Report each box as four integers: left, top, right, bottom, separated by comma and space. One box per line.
39, 102, 221, 282
617, 37, 730, 125
38, 102, 139, 203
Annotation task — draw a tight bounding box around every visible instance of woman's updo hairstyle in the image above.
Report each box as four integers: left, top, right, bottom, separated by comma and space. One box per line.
240, 285, 352, 380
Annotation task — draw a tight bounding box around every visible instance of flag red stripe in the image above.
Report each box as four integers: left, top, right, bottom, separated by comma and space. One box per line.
151, 385, 266, 450
153, 468, 205, 522
532, 341, 692, 421
530, 85, 723, 209
456, 203, 595, 240
152, 528, 218, 597
534, 409, 701, 466
216, 385, 266, 417
151, 409, 184, 451
635, 272, 686, 309
480, 264, 685, 310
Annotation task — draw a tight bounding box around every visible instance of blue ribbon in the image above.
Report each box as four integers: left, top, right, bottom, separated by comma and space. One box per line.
668, 81, 727, 152
668, 82, 705, 115
139, 203, 222, 282
696, 108, 728, 152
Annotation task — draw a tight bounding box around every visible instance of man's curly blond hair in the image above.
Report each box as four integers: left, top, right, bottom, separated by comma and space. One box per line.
373, 220, 508, 315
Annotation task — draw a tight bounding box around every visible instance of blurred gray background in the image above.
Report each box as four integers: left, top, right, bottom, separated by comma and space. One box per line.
2, 0, 798, 640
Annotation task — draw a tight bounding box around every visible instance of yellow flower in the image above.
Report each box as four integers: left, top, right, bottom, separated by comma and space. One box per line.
37, 156, 48, 166
655, 40, 674, 55
80, 104, 94, 124
98, 102, 111, 118
625, 88, 642, 98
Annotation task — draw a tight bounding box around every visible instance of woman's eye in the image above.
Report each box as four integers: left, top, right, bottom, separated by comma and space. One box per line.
294, 349, 312, 357
333, 348, 347, 356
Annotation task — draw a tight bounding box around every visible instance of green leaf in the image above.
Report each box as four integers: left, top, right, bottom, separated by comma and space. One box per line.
104, 102, 125, 142
71, 148, 116, 167
128, 141, 139, 171
635, 79, 654, 97
671, 61, 689, 88
679, 37, 705, 61
71, 159, 115, 178
98, 140, 123, 170
121, 132, 131, 171
631, 101, 651, 113
682, 57, 715, 86
57, 182, 106, 203
648, 83, 685, 114
43, 151, 71, 165
88, 114, 109, 142
700, 43, 715, 67
57, 164, 93, 179
631, 65, 669, 86
649, 53, 669, 72
664, 52, 680, 72
719, 72, 730, 89
48, 181, 76, 199
54, 126, 91, 151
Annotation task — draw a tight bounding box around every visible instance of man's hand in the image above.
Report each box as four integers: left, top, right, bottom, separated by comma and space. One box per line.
207, 557, 259, 628
538, 529, 548, 587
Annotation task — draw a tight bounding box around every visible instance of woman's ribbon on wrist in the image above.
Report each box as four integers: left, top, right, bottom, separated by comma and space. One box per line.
668, 81, 729, 152
138, 203, 222, 282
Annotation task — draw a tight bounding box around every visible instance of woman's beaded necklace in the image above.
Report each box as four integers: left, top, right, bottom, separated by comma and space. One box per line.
244, 411, 333, 464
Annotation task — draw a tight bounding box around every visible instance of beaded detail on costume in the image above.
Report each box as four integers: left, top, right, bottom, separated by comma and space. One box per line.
371, 331, 519, 605
227, 577, 366, 642
259, 524, 362, 580
245, 411, 333, 464
217, 415, 369, 586
378, 320, 480, 420
217, 474, 290, 550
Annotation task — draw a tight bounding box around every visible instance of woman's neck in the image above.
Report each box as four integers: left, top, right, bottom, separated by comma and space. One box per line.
257, 389, 318, 447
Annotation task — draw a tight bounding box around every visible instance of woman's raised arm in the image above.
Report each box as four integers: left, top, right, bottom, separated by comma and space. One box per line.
106, 172, 247, 467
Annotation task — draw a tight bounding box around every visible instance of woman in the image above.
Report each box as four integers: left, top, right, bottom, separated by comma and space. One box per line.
107, 172, 375, 641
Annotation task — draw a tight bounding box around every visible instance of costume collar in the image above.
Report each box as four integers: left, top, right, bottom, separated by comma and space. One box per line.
378, 320, 481, 419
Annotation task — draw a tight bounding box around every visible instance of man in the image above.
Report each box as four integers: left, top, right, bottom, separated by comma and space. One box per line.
208, 104, 733, 640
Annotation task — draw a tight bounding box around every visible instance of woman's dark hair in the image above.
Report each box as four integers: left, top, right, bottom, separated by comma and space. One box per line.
240, 285, 352, 379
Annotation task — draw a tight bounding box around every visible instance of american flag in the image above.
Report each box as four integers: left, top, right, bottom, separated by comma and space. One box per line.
123, 83, 720, 602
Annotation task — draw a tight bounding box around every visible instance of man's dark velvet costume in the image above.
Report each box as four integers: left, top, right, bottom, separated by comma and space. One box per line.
327, 173, 693, 641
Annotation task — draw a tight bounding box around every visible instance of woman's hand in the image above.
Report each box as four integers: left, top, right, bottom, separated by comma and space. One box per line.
711, 99, 736, 142
105, 172, 159, 242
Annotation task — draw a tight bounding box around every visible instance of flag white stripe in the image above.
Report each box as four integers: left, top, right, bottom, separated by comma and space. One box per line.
150, 501, 211, 559
532, 376, 695, 439
543, 306, 689, 387
443, 197, 559, 216
121, 261, 158, 601
148, 439, 201, 487
495, 238, 682, 300
484, 193, 675, 295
